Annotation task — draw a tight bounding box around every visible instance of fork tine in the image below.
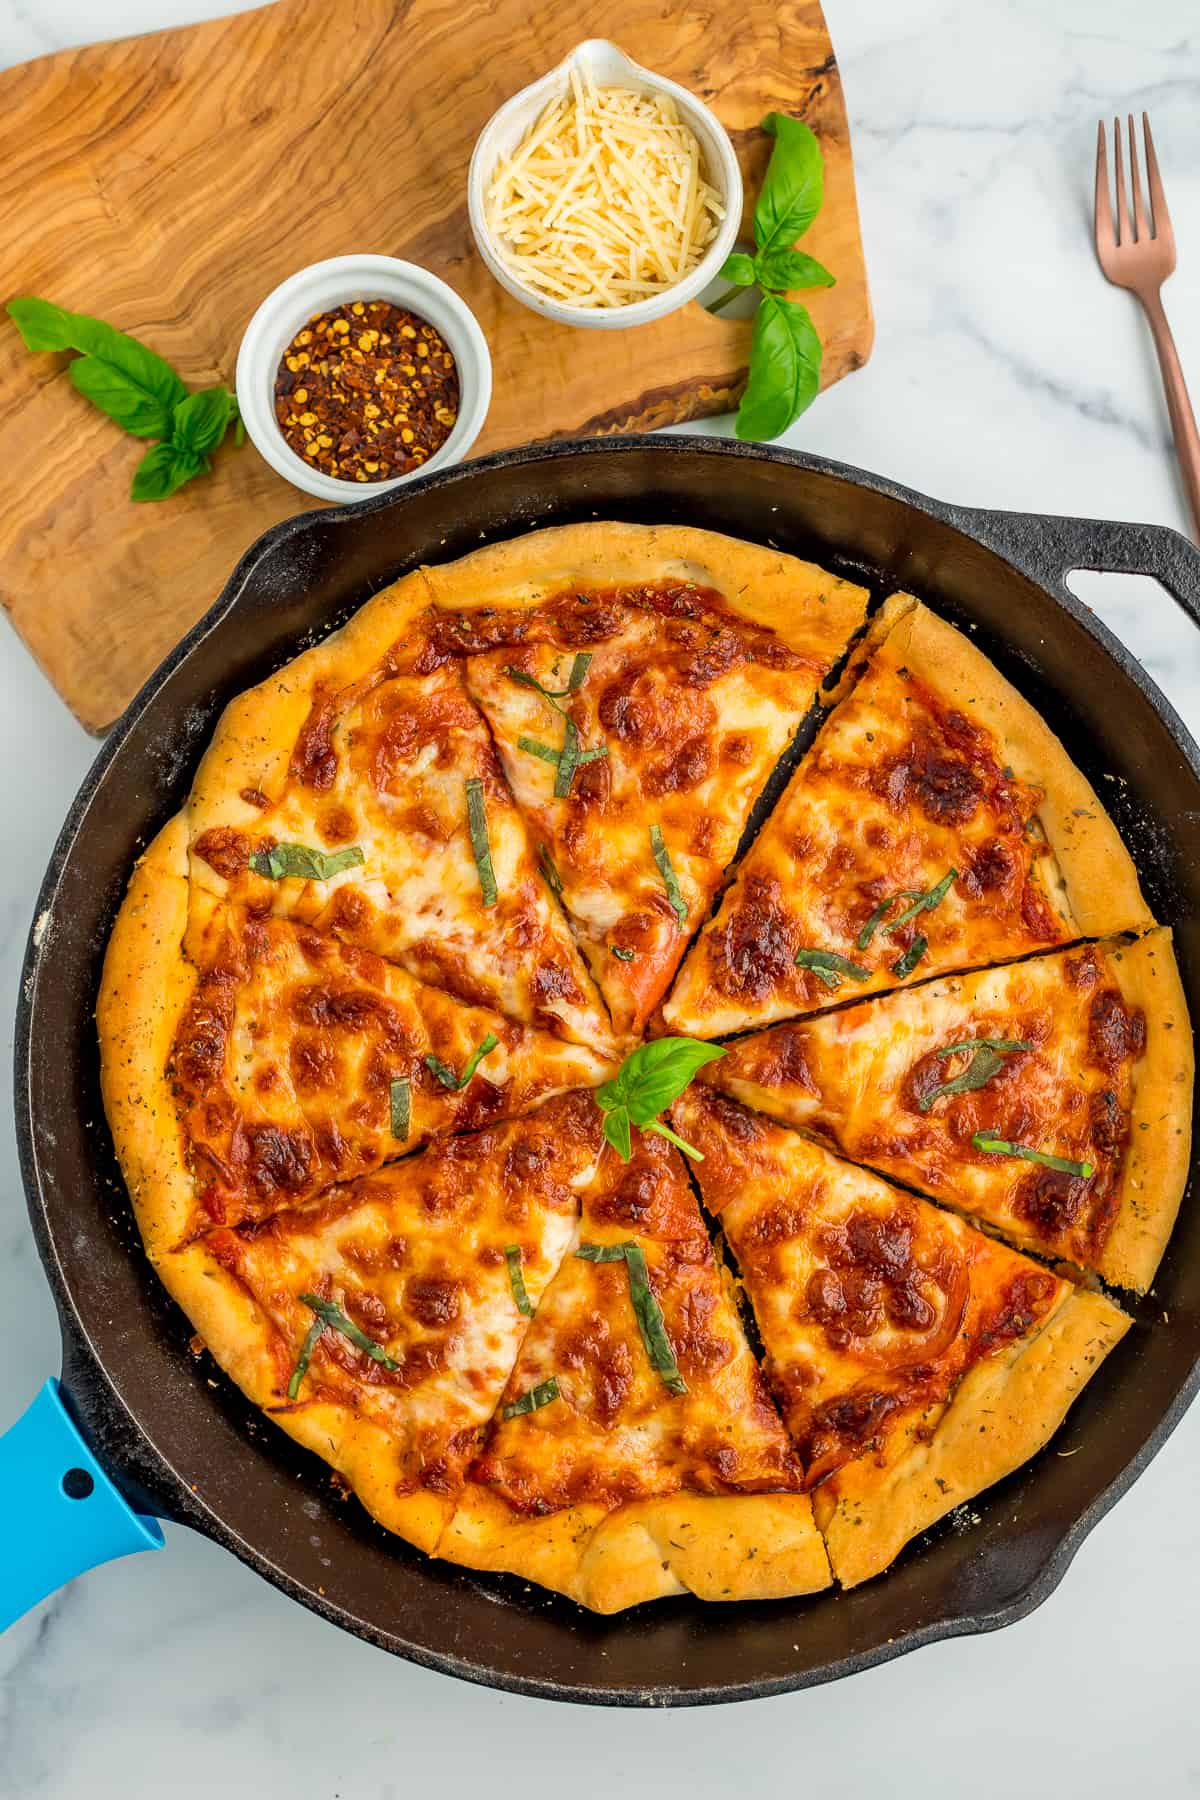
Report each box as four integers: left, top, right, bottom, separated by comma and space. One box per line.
1113, 116, 1130, 245
1143, 112, 1171, 241
1094, 119, 1114, 246
1127, 113, 1149, 242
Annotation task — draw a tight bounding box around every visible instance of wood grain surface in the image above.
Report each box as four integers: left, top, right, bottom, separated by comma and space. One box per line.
0, 0, 872, 732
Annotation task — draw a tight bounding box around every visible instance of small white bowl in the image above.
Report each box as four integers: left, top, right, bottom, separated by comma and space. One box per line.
235, 254, 492, 503
468, 39, 743, 331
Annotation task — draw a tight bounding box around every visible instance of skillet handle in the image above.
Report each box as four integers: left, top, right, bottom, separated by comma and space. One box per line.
945, 507, 1200, 628
0, 1379, 163, 1631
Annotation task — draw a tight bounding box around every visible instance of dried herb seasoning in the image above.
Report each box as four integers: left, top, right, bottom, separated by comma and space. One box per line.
274, 299, 459, 483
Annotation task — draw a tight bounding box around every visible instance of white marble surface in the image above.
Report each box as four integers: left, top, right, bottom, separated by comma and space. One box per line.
2, 0, 1200, 1791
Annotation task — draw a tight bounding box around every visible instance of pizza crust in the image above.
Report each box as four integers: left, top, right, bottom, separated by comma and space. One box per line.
97, 814, 200, 1260
419, 520, 869, 661
875, 601, 1152, 938
440, 1486, 831, 1613
1100, 927, 1194, 1291
814, 1286, 1130, 1587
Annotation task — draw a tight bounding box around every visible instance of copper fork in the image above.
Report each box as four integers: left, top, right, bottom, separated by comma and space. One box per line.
1095, 114, 1200, 538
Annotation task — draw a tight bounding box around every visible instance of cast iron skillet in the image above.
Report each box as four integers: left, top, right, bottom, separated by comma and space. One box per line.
16, 437, 1200, 1705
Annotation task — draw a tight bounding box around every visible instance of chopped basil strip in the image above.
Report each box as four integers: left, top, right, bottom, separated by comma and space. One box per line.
517, 736, 562, 765
970, 1134, 1094, 1179
287, 1313, 326, 1400
575, 1241, 687, 1394
611, 944, 636, 961
504, 1245, 534, 1316
649, 824, 687, 929
505, 651, 592, 713
891, 934, 928, 979
425, 1032, 499, 1090
502, 1375, 560, 1419
297, 1293, 400, 1369
518, 725, 609, 796
249, 842, 364, 882
537, 844, 563, 894
389, 1076, 411, 1139
883, 867, 958, 935
856, 894, 901, 951
794, 947, 871, 991
921, 1044, 1036, 1108
936, 1037, 1033, 1059
465, 778, 498, 907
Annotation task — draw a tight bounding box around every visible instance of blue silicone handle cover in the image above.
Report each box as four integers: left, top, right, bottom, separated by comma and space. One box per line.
0, 1379, 163, 1631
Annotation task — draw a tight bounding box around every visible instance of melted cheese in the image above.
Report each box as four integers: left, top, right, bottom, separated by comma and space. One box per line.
665, 643, 1076, 1037
701, 943, 1145, 1271
485, 74, 725, 308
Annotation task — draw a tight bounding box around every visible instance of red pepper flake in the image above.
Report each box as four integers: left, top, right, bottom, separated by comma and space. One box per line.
274, 299, 459, 483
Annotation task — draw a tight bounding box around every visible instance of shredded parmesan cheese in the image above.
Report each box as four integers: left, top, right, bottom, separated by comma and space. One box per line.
485, 72, 725, 308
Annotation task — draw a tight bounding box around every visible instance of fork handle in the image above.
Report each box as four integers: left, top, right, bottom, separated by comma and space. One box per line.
1140, 288, 1200, 540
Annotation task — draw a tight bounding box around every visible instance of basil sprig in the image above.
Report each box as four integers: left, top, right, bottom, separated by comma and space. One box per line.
503, 1376, 560, 1419
794, 946, 870, 991
465, 778, 499, 907
7, 296, 244, 501
594, 1037, 726, 1163
504, 1245, 534, 1317
918, 1039, 1032, 1113
249, 842, 364, 881
650, 824, 687, 929
287, 1292, 399, 1398
425, 1032, 499, 1090
712, 116, 835, 441
576, 1240, 687, 1394
971, 1134, 1094, 1180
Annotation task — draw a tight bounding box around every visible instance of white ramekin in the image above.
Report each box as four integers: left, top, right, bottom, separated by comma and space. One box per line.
468, 39, 743, 331
235, 255, 493, 503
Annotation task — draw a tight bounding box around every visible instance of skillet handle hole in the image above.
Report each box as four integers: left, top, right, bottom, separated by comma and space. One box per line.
61, 1467, 95, 1500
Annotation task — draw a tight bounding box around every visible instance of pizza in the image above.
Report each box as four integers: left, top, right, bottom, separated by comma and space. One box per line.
673, 1088, 1129, 1586
695, 930, 1190, 1291
663, 598, 1152, 1037
97, 521, 1191, 1616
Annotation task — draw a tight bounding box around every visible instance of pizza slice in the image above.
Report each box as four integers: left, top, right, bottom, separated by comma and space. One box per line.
697, 929, 1191, 1291
158, 1094, 605, 1554
441, 1124, 830, 1612
422, 522, 868, 1039
664, 598, 1152, 1037
99, 840, 614, 1251
673, 1088, 1129, 1587
183, 569, 614, 1051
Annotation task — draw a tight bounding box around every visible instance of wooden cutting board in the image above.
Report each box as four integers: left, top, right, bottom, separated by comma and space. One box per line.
0, 0, 871, 733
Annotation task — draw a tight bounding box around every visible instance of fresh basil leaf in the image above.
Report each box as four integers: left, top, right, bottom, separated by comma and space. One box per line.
389, 1077, 411, 1140
649, 823, 687, 929
287, 1313, 326, 1400
172, 385, 237, 455
130, 441, 206, 502
7, 297, 189, 421
465, 777, 498, 906
68, 356, 175, 438
734, 294, 822, 442
248, 842, 365, 881
891, 934, 928, 979
297, 1293, 400, 1368
754, 247, 836, 292
601, 1107, 633, 1161
918, 1046, 1005, 1114
718, 251, 757, 286
425, 1032, 499, 1091
504, 1245, 534, 1317
502, 1376, 560, 1419
970, 1134, 1094, 1180
753, 113, 825, 258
